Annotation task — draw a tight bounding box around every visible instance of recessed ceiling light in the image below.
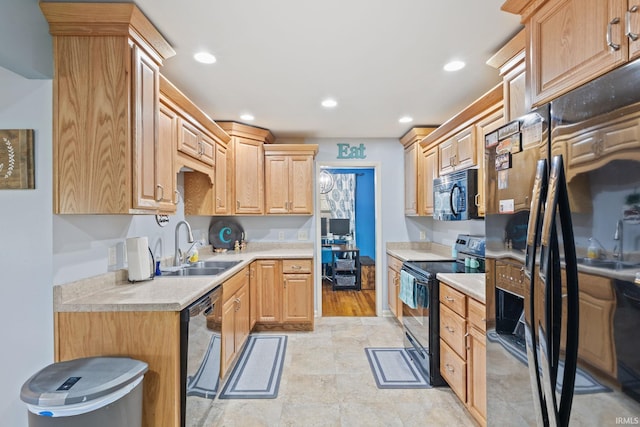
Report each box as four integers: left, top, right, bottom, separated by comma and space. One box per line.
444, 60, 465, 72
194, 52, 217, 64
240, 113, 255, 121
321, 98, 338, 108
399, 116, 413, 124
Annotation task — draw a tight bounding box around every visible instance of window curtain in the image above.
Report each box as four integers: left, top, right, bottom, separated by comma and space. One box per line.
327, 173, 356, 241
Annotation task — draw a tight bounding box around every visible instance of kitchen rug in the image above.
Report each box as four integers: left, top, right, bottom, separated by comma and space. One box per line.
365, 347, 431, 389
487, 329, 611, 395
218, 334, 287, 399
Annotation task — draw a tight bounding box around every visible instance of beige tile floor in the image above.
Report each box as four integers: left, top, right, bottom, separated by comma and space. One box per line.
194, 317, 475, 427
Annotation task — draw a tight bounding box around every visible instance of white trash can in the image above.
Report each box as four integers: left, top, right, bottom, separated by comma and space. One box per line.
20, 357, 148, 427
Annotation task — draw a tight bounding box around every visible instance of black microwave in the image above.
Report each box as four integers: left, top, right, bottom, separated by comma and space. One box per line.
433, 169, 479, 221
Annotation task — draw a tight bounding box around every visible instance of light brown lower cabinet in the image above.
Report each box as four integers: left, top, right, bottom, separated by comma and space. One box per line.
253, 259, 314, 331
387, 255, 403, 320
55, 311, 181, 427
220, 267, 250, 378
439, 282, 486, 426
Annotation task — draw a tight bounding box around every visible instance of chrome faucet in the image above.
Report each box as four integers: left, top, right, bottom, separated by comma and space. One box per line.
174, 220, 194, 266
613, 219, 623, 261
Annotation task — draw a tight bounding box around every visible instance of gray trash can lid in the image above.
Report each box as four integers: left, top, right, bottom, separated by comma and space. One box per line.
20, 357, 148, 407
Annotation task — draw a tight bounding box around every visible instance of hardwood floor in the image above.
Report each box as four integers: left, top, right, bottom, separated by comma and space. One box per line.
321, 278, 376, 316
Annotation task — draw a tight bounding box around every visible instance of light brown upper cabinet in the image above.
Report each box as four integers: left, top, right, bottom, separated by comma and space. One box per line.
41, 2, 175, 214
219, 122, 275, 215
400, 127, 437, 216
503, 0, 639, 106
420, 146, 439, 216
160, 76, 231, 216
438, 126, 477, 176
264, 145, 319, 215
474, 104, 504, 218
487, 29, 527, 123
420, 84, 503, 218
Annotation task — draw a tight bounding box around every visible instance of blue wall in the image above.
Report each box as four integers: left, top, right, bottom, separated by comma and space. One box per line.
328, 168, 375, 260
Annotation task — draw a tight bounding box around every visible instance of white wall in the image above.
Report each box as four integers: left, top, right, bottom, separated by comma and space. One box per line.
53, 174, 194, 285
0, 66, 53, 426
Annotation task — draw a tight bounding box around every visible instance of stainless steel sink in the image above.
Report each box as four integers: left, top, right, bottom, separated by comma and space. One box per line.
162, 260, 242, 276
577, 257, 640, 270
185, 260, 242, 270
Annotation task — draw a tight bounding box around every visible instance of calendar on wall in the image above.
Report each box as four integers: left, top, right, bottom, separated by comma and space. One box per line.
0, 129, 35, 190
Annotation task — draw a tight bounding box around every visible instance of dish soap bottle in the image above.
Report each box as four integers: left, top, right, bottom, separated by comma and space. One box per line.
587, 238, 599, 259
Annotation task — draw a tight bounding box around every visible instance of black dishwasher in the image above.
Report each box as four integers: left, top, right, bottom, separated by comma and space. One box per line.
614, 278, 640, 404
180, 286, 222, 426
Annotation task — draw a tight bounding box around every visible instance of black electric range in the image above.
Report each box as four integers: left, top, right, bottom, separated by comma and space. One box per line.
400, 234, 485, 386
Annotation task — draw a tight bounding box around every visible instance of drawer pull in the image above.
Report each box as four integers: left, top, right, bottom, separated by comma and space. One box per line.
445, 296, 455, 302
627, 6, 639, 41
291, 265, 302, 270
445, 363, 455, 373
445, 326, 455, 334
607, 17, 621, 51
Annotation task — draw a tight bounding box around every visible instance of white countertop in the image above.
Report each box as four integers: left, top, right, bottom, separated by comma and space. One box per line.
54, 247, 313, 313
437, 273, 486, 303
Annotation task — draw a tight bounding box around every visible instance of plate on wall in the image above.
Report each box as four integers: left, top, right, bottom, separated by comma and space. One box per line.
209, 220, 244, 250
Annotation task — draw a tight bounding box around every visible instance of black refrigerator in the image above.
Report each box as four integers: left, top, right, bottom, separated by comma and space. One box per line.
485, 58, 640, 426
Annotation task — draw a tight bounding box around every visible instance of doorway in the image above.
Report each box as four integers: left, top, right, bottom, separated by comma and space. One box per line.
315, 163, 382, 317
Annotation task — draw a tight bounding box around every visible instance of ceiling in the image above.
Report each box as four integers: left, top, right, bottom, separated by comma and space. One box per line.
2, 0, 522, 139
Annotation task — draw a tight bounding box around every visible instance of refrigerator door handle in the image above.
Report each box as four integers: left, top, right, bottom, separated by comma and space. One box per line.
538, 155, 580, 426
554, 156, 580, 426
524, 159, 550, 427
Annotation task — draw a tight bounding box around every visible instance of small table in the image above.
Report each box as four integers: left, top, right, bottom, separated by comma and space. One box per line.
323, 244, 361, 291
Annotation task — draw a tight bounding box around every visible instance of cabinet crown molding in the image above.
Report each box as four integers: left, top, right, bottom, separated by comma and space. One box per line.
40, 2, 175, 63
420, 84, 503, 149
486, 28, 526, 70
399, 127, 438, 148
263, 144, 319, 157
218, 121, 275, 144
160, 75, 230, 144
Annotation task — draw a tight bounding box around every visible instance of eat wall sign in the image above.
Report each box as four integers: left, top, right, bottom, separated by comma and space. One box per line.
336, 143, 367, 159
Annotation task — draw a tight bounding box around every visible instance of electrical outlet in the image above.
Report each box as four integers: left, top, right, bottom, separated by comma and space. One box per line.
278, 231, 285, 241
419, 231, 426, 241
298, 230, 308, 241
108, 246, 117, 266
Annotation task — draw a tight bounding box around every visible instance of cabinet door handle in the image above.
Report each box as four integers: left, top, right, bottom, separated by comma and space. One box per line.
156, 184, 164, 202
173, 189, 180, 205
237, 200, 240, 210
607, 17, 621, 50
474, 193, 480, 207
216, 197, 221, 207
445, 363, 455, 373
627, 6, 639, 41
445, 326, 455, 333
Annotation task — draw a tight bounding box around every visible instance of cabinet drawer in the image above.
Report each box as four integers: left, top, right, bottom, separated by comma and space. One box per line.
468, 297, 486, 332
282, 259, 312, 274
387, 255, 403, 272
440, 339, 467, 403
440, 304, 467, 357
223, 267, 248, 301
440, 283, 466, 317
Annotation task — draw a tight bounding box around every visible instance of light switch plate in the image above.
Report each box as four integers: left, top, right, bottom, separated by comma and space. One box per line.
419, 231, 426, 240
278, 231, 285, 241
298, 230, 308, 240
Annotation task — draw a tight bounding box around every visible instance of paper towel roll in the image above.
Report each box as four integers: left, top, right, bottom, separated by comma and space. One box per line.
126, 236, 152, 282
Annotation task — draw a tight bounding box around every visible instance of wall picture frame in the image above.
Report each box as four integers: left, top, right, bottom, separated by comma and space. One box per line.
0, 129, 35, 189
